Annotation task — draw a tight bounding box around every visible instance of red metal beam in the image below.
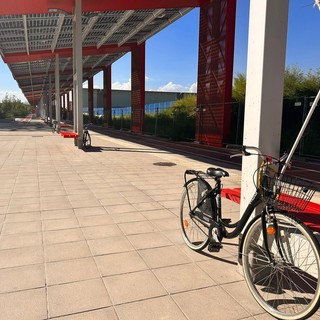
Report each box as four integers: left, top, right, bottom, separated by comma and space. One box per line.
0, 0, 208, 15
3, 43, 135, 64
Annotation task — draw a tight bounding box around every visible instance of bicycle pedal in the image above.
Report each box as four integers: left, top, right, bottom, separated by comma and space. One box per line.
208, 242, 223, 252
222, 218, 232, 224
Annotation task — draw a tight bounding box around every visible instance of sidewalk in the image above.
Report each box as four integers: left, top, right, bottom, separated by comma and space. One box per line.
0, 118, 318, 320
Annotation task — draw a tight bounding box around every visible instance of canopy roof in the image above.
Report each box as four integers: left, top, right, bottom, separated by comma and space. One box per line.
0, 1, 207, 105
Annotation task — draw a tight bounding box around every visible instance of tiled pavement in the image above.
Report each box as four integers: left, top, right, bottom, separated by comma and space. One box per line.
0, 118, 318, 320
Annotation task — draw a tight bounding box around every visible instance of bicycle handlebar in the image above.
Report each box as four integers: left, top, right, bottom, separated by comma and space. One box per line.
227, 144, 288, 165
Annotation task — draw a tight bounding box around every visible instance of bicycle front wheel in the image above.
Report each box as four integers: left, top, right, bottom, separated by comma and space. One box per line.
180, 178, 215, 251
242, 212, 320, 320
83, 132, 91, 149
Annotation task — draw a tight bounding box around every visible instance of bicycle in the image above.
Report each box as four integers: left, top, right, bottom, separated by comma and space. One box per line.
180, 145, 320, 320
51, 120, 58, 133
83, 123, 91, 149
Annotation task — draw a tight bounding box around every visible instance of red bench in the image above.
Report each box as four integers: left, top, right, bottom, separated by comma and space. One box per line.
60, 132, 80, 138
221, 187, 320, 232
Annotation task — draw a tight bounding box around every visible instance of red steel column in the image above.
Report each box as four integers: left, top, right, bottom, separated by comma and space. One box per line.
103, 65, 112, 127
88, 77, 94, 123
131, 42, 145, 133
196, 0, 236, 146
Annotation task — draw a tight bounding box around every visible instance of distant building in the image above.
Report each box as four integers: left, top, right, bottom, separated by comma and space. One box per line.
82, 89, 195, 115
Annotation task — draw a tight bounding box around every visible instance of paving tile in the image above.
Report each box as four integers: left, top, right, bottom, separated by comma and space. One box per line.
82, 224, 123, 239
118, 220, 158, 235
153, 263, 216, 293
151, 217, 180, 231
43, 228, 84, 245
111, 211, 146, 223
1, 220, 42, 235
41, 209, 75, 220
54, 307, 119, 320
222, 281, 266, 316
115, 296, 187, 320
42, 217, 79, 231
103, 270, 166, 305
127, 232, 173, 250
104, 203, 137, 214
132, 202, 164, 211
77, 214, 114, 227
45, 241, 91, 262
142, 209, 175, 220
7, 202, 41, 213
46, 257, 100, 285
73, 206, 108, 217
0, 246, 43, 268
95, 251, 148, 276
139, 245, 192, 268
88, 236, 134, 256
0, 232, 42, 250
173, 286, 250, 320
0, 264, 45, 293
47, 279, 111, 318
197, 259, 243, 285
99, 197, 129, 206
0, 288, 47, 320
0, 206, 7, 214
70, 198, 102, 208
4, 212, 41, 223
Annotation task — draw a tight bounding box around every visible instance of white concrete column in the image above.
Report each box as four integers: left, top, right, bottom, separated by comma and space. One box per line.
73, 0, 83, 148
240, 0, 289, 214
48, 74, 53, 124
55, 53, 61, 132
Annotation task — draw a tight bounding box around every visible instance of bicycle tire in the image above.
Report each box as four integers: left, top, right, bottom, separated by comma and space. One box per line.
242, 212, 320, 320
180, 178, 215, 251
51, 124, 55, 133
83, 132, 91, 149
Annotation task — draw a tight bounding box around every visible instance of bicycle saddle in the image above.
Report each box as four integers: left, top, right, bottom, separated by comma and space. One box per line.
206, 167, 229, 178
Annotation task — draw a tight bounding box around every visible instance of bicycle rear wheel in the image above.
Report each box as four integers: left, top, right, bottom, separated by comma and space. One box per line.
242, 212, 320, 320
180, 178, 215, 251
83, 132, 91, 149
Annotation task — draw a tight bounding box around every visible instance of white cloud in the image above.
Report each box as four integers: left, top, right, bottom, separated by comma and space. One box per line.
112, 79, 131, 90
157, 81, 186, 92
156, 81, 198, 93
189, 82, 197, 93
82, 81, 102, 89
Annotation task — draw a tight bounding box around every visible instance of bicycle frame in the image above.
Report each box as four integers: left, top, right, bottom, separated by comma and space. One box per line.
186, 175, 263, 241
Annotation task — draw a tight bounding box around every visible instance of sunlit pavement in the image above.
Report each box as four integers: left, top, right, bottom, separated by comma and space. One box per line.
0, 118, 318, 320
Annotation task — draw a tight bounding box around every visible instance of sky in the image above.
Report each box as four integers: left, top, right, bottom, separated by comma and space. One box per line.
1, 0, 320, 102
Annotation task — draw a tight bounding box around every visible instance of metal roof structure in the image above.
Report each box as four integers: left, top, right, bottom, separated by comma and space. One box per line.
0, 1, 207, 106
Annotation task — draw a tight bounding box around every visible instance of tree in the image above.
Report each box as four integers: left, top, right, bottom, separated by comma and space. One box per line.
232, 72, 246, 102
0, 94, 32, 119
166, 94, 197, 117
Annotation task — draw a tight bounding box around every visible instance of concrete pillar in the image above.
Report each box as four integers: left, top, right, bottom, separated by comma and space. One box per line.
240, 0, 289, 214
88, 77, 94, 123
103, 66, 112, 127
55, 53, 61, 132
73, 0, 83, 148
48, 74, 53, 124
67, 91, 71, 121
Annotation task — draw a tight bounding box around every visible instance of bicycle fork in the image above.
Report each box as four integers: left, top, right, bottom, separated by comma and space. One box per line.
261, 208, 286, 265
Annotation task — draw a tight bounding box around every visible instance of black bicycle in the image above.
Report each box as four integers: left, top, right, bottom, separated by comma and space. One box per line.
180, 145, 320, 320
83, 123, 91, 149
51, 120, 58, 133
